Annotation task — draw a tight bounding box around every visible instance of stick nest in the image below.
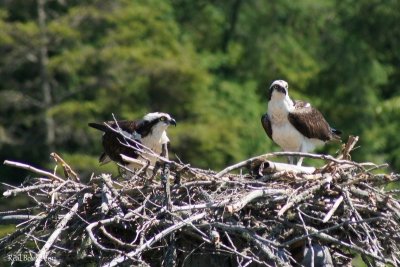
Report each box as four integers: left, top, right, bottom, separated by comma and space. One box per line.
1, 136, 400, 267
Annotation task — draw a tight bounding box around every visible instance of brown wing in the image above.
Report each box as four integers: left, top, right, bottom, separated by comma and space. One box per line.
288, 100, 333, 141
101, 120, 141, 134
101, 131, 141, 164
261, 113, 273, 140
89, 120, 138, 133
89, 120, 144, 164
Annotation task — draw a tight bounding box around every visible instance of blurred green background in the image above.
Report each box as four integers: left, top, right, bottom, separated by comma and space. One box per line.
0, 0, 399, 206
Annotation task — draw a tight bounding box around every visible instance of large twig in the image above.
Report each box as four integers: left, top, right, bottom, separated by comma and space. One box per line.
1, 134, 400, 267
284, 221, 395, 266
263, 161, 316, 174
201, 222, 288, 266
102, 212, 207, 267
225, 188, 291, 213
322, 195, 344, 223
3, 183, 57, 197
35, 193, 92, 266
0, 215, 45, 225
215, 150, 362, 178
50, 152, 80, 181
281, 217, 386, 247
4, 160, 65, 182
278, 175, 332, 216
121, 154, 211, 181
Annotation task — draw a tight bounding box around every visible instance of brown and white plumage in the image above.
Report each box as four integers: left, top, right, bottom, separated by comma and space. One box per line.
89, 112, 176, 168
261, 80, 341, 165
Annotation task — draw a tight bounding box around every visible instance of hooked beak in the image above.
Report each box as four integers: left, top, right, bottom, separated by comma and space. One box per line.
271, 85, 286, 95
169, 118, 177, 127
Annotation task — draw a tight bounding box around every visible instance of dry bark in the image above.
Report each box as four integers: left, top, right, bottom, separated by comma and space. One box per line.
1, 137, 399, 266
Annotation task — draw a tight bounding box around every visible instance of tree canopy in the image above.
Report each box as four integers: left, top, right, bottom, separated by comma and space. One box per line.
1, 0, 399, 181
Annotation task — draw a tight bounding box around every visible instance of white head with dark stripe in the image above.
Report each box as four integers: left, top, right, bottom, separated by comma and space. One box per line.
140, 112, 176, 139
138, 112, 176, 165
142, 112, 176, 127
268, 80, 289, 101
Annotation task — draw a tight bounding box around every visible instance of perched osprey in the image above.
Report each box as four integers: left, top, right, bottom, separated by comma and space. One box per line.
261, 80, 341, 165
89, 112, 176, 169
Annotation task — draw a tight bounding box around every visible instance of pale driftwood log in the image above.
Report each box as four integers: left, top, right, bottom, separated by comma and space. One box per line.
263, 160, 316, 174
215, 142, 363, 179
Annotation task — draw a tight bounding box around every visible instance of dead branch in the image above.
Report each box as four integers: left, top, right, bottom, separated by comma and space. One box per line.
263, 161, 316, 174
35, 193, 92, 266
1, 137, 399, 267
322, 195, 344, 223
226, 188, 290, 213
0, 215, 45, 224
50, 152, 80, 182
277, 175, 332, 216
3, 160, 65, 182
103, 212, 207, 267
3, 183, 57, 197
215, 144, 363, 179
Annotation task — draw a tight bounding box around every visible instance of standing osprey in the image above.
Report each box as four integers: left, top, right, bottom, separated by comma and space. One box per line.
89, 112, 176, 169
261, 80, 341, 165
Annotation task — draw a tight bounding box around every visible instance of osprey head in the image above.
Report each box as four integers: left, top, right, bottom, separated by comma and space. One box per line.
143, 112, 176, 129
268, 80, 289, 100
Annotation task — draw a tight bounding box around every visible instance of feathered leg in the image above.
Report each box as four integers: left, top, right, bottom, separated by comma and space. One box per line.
287, 151, 304, 166
296, 145, 305, 166
296, 157, 304, 166
288, 156, 296, 165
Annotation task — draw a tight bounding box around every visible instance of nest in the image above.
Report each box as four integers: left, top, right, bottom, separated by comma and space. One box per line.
1, 136, 400, 267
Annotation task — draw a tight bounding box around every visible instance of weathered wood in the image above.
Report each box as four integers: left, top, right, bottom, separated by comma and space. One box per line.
1, 137, 400, 267
263, 160, 316, 174
103, 212, 207, 267
3, 160, 65, 182
322, 196, 344, 223
35, 193, 92, 266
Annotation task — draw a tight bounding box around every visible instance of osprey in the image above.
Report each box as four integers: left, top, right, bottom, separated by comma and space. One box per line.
261, 80, 341, 165
89, 112, 176, 169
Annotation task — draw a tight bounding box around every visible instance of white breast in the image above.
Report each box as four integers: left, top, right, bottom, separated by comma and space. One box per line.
140, 129, 169, 165
267, 95, 323, 153
272, 123, 303, 152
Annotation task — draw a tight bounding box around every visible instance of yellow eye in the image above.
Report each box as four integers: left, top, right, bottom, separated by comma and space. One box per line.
160, 116, 166, 121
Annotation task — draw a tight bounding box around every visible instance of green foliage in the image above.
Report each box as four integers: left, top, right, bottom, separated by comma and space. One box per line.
0, 225, 15, 239
1, 0, 400, 183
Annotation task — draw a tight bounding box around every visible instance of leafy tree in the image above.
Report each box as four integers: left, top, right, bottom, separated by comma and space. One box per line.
1, 0, 400, 183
